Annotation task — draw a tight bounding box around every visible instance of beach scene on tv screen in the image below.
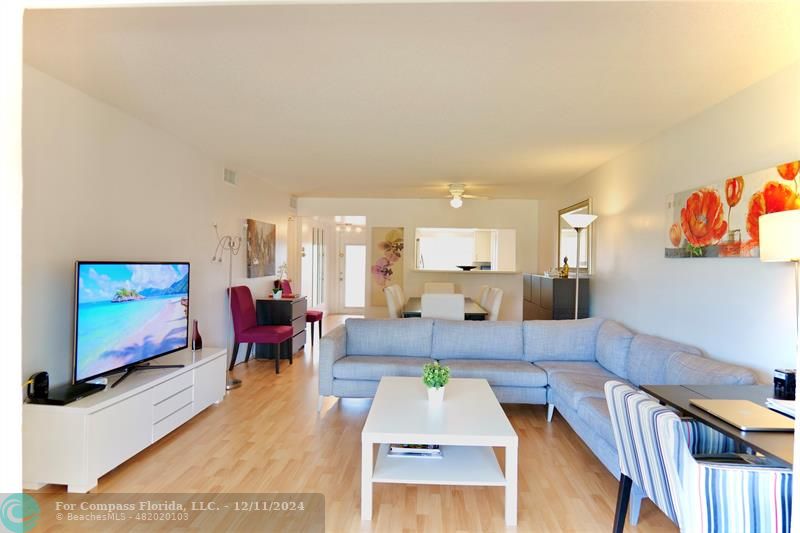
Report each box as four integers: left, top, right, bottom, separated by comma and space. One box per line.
76, 263, 189, 381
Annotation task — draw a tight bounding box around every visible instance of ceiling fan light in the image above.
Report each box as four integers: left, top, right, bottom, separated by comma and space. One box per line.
450, 196, 463, 208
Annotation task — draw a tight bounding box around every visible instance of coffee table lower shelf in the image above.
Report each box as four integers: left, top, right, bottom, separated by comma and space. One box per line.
372, 444, 506, 486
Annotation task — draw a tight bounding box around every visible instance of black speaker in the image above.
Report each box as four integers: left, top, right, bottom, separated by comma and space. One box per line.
27, 371, 49, 400
774, 369, 796, 400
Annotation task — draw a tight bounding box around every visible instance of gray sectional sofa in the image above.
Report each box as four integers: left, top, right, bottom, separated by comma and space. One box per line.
319, 317, 757, 479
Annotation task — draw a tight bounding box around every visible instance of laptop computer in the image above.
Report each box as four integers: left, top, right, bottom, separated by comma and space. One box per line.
689, 399, 794, 432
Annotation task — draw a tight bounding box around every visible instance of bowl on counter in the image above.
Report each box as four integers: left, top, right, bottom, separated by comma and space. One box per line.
456, 265, 477, 271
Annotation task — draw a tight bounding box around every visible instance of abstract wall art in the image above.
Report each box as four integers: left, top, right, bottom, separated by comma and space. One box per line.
665, 160, 799, 258
246, 218, 276, 277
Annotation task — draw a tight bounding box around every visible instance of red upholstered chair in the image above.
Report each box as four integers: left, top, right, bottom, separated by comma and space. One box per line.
229, 285, 293, 374
306, 309, 324, 346
280, 280, 324, 345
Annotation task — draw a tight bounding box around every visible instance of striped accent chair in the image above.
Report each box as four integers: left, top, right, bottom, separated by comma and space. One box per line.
605, 381, 792, 533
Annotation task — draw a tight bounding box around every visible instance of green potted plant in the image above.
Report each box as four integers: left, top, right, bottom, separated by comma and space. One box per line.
272, 283, 283, 299
422, 361, 450, 404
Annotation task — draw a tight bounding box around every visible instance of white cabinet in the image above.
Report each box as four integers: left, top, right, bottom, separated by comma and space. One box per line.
193, 354, 226, 414
23, 347, 226, 493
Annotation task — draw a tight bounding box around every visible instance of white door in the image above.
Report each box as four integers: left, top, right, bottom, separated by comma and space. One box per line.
337, 230, 366, 313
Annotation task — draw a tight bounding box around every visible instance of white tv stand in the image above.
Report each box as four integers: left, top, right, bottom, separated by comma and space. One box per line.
23, 347, 227, 493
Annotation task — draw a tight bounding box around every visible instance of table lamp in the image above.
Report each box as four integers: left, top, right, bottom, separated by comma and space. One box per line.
560, 213, 598, 319
760, 210, 800, 361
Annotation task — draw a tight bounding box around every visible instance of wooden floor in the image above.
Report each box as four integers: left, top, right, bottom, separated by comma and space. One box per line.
29, 315, 677, 532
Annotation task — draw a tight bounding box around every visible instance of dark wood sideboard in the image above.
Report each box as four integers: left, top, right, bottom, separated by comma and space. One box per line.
523, 274, 590, 320
255, 296, 307, 359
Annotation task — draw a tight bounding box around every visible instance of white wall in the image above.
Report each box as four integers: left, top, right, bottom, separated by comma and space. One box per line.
297, 198, 537, 320
538, 62, 800, 381
23, 66, 292, 386
2, 0, 23, 494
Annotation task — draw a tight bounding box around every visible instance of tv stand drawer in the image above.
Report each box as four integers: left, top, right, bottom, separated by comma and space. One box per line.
153, 402, 193, 442
152, 371, 193, 404
153, 386, 193, 422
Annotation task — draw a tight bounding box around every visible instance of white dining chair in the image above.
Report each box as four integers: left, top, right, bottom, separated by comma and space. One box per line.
477, 285, 491, 308
421, 293, 465, 320
485, 288, 503, 321
384, 286, 402, 318
423, 282, 455, 294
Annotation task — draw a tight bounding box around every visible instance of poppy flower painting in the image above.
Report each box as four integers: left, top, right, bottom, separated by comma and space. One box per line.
777, 161, 800, 183
666, 159, 799, 258
745, 182, 799, 243
680, 188, 728, 248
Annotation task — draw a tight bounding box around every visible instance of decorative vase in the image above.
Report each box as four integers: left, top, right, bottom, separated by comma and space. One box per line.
273, 290, 283, 299
427, 386, 445, 404
191, 320, 203, 351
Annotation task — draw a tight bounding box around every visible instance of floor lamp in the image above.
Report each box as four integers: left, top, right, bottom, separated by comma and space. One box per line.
560, 213, 598, 319
760, 209, 800, 366
212, 224, 243, 391
759, 209, 800, 515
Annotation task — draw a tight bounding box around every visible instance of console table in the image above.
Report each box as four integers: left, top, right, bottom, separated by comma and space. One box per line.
641, 384, 792, 467
23, 347, 227, 492
523, 274, 590, 320
255, 296, 307, 360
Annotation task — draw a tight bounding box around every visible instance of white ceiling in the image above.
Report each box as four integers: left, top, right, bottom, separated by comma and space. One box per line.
23, 2, 800, 199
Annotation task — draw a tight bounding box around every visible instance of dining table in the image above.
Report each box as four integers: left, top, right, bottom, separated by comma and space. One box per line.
402, 296, 488, 320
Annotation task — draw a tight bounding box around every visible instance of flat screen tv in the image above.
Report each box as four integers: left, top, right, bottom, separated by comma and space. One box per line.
73, 261, 190, 383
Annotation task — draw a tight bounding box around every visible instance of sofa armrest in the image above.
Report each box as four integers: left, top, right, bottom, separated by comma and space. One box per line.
319, 324, 347, 396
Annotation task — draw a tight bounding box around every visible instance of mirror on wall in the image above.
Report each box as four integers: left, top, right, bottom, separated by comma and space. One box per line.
414, 227, 516, 271
557, 200, 593, 273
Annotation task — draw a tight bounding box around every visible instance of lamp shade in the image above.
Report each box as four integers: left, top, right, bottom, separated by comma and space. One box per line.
760, 210, 800, 262
561, 213, 597, 229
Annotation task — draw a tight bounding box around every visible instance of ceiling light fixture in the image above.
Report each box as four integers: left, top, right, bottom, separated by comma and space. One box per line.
449, 183, 465, 209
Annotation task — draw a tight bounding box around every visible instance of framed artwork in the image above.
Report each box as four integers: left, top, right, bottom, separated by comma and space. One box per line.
665, 160, 799, 258
246, 219, 276, 277
370, 227, 404, 306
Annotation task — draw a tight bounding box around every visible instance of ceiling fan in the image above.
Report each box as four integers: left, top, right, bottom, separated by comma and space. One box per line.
444, 183, 488, 208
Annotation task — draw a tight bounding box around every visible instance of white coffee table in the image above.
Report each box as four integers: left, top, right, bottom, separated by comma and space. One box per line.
361, 377, 518, 525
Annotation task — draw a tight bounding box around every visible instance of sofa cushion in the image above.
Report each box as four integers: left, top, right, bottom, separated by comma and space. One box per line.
443, 359, 547, 387
548, 369, 621, 411
332, 355, 430, 380
535, 361, 612, 378
432, 320, 524, 360
625, 334, 701, 386
665, 352, 757, 385
345, 318, 434, 357
523, 318, 604, 362
576, 397, 615, 447
595, 320, 634, 378
625, 335, 700, 386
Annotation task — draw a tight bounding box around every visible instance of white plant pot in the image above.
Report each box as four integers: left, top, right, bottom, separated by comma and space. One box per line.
273, 290, 282, 299
427, 386, 445, 404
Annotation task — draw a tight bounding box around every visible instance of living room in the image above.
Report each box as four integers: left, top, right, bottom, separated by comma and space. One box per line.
2, 1, 800, 532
